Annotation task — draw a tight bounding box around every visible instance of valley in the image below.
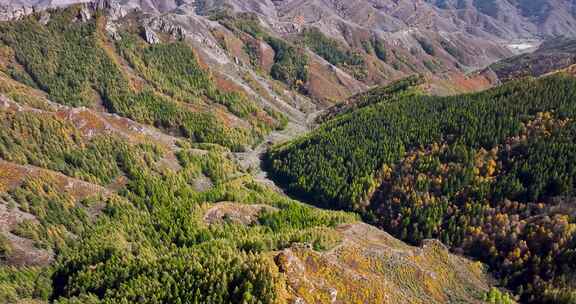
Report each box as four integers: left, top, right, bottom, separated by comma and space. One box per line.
0, 0, 575, 303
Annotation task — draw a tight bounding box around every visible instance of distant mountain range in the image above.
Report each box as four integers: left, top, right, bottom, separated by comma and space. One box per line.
1, 0, 575, 107
2, 1, 575, 50
429, 0, 576, 37
5, 0, 576, 38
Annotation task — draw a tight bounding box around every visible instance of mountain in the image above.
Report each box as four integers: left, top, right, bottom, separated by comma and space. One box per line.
428, 0, 576, 38
2, 0, 574, 100
0, 3, 511, 303
0, 0, 574, 303
266, 73, 576, 303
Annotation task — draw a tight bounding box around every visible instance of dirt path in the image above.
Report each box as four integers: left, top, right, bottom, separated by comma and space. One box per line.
233, 110, 322, 192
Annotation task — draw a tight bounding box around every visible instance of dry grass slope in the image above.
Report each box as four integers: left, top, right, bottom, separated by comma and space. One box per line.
276, 223, 490, 304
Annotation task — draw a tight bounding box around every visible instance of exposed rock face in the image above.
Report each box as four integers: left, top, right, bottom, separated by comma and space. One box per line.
191, 0, 576, 68
258, 39, 275, 72
0, 0, 123, 21
105, 21, 121, 40
146, 15, 185, 40
0, 4, 34, 21
88, 0, 127, 20
143, 25, 161, 44
3, 0, 576, 41
430, 0, 576, 38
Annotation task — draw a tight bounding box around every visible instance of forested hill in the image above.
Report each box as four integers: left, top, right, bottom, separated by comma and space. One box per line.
0, 5, 290, 152
266, 73, 576, 303
0, 5, 505, 304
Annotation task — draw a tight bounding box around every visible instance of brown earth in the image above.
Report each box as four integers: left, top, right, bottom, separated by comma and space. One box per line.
203, 202, 278, 226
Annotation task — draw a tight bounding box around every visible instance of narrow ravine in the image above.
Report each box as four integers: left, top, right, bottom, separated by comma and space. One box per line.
233, 110, 323, 191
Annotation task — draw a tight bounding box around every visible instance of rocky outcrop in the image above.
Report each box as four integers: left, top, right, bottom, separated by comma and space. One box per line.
0, 4, 35, 21
146, 15, 185, 40
0, 0, 126, 21
87, 0, 127, 20
143, 25, 161, 44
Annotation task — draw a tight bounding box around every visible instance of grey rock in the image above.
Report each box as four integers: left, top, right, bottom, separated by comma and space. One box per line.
147, 15, 185, 40
143, 25, 161, 44
38, 10, 49, 23
105, 21, 121, 40
87, 0, 126, 20
79, 4, 90, 21
0, 4, 34, 21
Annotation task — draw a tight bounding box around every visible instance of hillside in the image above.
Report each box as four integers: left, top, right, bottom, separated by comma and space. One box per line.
4, 0, 576, 99
0, 4, 507, 304
266, 73, 576, 303
0, 1, 574, 303
487, 38, 576, 82
429, 0, 576, 38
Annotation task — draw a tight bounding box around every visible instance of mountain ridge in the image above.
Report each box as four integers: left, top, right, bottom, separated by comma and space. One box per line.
0, 6, 506, 302
1, 1, 574, 303
1, 0, 566, 93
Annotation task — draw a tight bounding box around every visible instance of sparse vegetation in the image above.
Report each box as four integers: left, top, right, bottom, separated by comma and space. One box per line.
440, 39, 464, 61
300, 27, 366, 79
0, 8, 280, 150
212, 12, 310, 92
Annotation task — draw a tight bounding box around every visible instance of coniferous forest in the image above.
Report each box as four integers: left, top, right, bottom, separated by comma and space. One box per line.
1, 3, 576, 304
0, 7, 284, 151
267, 74, 576, 303
0, 7, 359, 303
